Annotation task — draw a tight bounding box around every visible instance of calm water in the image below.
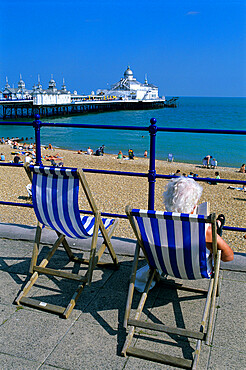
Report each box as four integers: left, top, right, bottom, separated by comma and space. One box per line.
0, 97, 245, 167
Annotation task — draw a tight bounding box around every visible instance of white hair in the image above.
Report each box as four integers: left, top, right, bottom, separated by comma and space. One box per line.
163, 177, 203, 213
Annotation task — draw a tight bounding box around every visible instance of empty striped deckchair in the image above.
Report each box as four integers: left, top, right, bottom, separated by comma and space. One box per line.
122, 206, 221, 370
16, 164, 119, 318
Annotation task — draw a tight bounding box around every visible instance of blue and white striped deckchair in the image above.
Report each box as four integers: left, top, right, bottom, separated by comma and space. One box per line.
31, 165, 114, 239
16, 164, 119, 318
122, 206, 221, 369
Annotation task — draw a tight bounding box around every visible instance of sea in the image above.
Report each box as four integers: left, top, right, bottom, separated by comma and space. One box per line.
1, 97, 245, 168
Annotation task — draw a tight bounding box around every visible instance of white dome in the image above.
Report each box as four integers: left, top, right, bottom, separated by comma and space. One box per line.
124, 66, 134, 79
18, 76, 25, 89
49, 75, 56, 88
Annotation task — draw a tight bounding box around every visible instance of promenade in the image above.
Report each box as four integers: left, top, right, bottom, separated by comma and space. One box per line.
0, 223, 245, 369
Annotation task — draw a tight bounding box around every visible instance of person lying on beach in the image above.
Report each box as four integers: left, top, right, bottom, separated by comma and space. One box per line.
163, 177, 234, 262
227, 185, 246, 191
45, 154, 63, 161
50, 159, 64, 167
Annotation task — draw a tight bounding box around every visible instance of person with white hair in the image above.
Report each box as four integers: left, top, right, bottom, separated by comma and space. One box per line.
163, 177, 234, 262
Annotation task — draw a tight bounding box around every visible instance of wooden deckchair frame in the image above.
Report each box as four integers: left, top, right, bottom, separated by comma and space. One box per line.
122, 205, 221, 369
15, 164, 119, 318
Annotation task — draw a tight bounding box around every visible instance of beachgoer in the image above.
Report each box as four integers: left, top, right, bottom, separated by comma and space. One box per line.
211, 158, 217, 169
95, 148, 102, 156
13, 141, 19, 149
144, 150, 148, 158
227, 185, 246, 192
25, 153, 33, 164
117, 151, 123, 159
13, 154, 21, 164
163, 177, 234, 262
100, 145, 105, 154
174, 169, 181, 176
128, 149, 134, 159
87, 146, 93, 155
0, 153, 5, 161
208, 171, 220, 185
48, 143, 53, 150
188, 172, 194, 178
203, 155, 212, 168
239, 164, 245, 173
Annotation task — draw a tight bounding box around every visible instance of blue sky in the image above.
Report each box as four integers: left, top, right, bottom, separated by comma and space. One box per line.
0, 0, 245, 97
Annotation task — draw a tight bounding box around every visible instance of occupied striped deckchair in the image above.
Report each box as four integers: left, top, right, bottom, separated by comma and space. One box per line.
122, 206, 221, 369
16, 164, 119, 318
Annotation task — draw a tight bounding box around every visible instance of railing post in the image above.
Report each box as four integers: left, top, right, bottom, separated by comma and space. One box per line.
33, 114, 42, 165
148, 118, 157, 210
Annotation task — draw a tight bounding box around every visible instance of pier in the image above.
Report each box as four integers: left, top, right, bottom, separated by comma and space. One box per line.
0, 98, 177, 119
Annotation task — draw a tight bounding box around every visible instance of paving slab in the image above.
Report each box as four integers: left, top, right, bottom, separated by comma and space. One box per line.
0, 308, 76, 363
219, 273, 246, 312
212, 307, 246, 353
0, 303, 17, 325
43, 313, 127, 370
207, 347, 246, 370
0, 230, 245, 370
0, 353, 39, 370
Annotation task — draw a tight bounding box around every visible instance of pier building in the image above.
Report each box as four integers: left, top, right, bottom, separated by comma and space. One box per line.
2, 75, 32, 100
96, 66, 160, 101
33, 76, 71, 105
0, 69, 177, 118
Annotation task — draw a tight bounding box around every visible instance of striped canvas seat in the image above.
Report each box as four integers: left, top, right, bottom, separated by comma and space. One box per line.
122, 205, 221, 369
30, 165, 114, 238
130, 209, 212, 280
16, 164, 119, 318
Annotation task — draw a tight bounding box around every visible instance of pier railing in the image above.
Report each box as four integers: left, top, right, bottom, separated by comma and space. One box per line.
0, 115, 245, 234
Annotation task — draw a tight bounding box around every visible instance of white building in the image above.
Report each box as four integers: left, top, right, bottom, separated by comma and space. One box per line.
33, 76, 71, 105
2, 75, 32, 100
96, 66, 162, 101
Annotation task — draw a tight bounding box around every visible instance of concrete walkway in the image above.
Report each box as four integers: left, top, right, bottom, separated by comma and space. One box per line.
0, 223, 245, 369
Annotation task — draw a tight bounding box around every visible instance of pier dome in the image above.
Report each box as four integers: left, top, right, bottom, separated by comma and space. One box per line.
124, 66, 134, 80
18, 75, 25, 89
49, 76, 56, 88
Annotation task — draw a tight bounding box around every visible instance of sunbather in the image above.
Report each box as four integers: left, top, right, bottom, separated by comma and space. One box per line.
239, 164, 245, 173
163, 177, 234, 262
45, 153, 63, 161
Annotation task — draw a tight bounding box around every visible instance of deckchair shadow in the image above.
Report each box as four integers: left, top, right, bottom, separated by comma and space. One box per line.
15, 164, 119, 318
121, 206, 221, 369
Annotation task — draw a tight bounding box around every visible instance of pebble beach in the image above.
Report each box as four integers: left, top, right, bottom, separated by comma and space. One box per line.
0, 144, 245, 253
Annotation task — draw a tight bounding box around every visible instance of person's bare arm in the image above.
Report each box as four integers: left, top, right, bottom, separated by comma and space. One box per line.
206, 226, 234, 262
